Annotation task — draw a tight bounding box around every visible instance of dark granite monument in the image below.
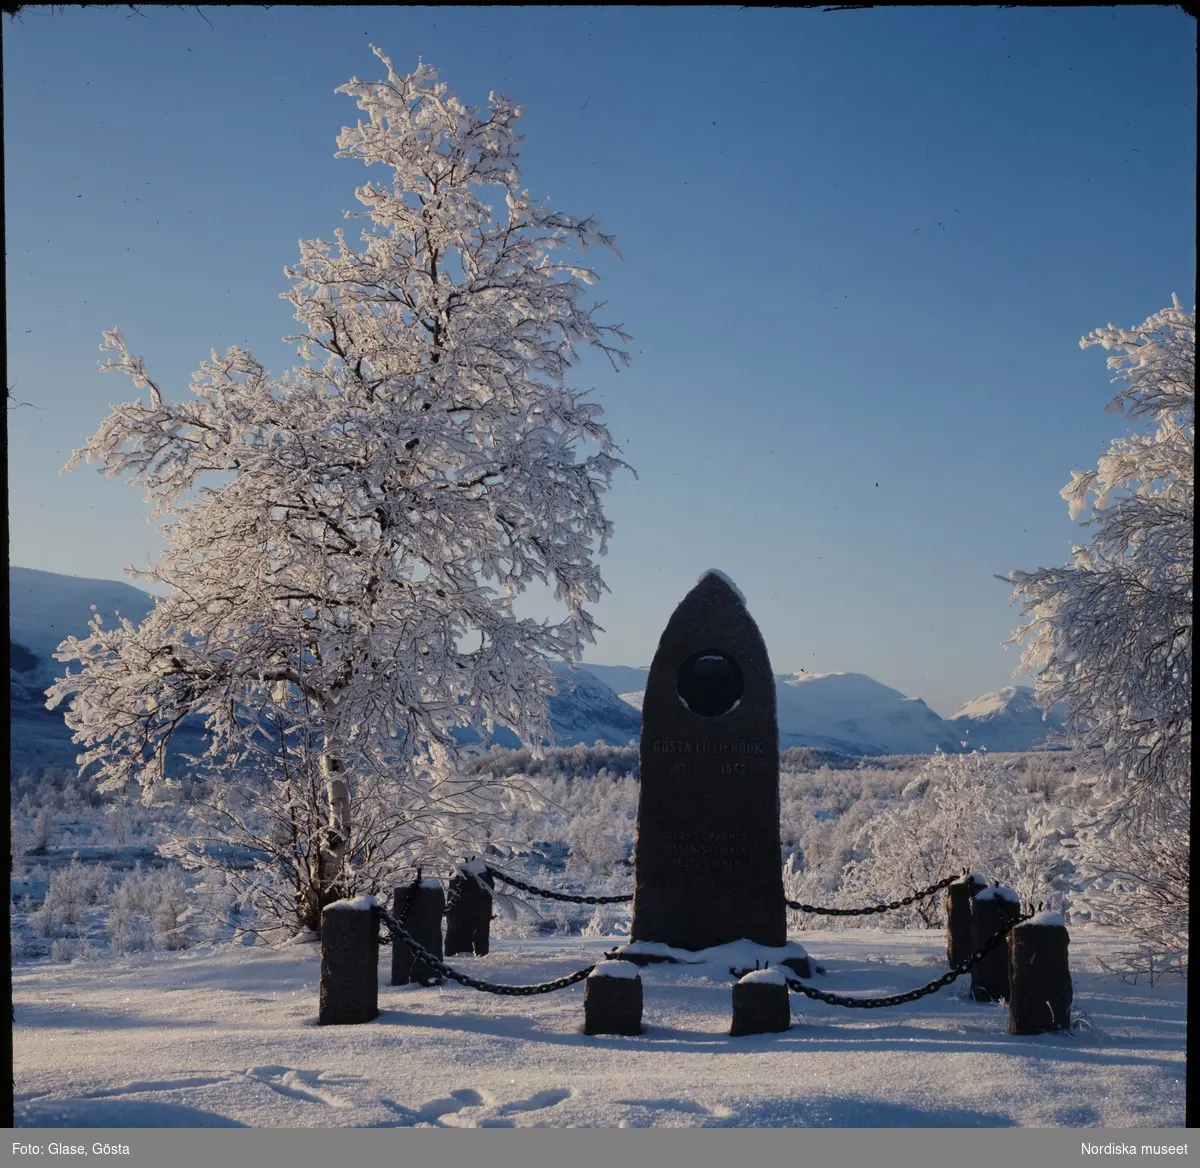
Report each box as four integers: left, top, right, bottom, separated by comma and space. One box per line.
631, 571, 787, 951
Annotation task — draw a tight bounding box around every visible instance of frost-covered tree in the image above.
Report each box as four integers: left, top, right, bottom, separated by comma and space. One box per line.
1001, 296, 1192, 974
838, 750, 1023, 927
1001, 296, 1193, 827
47, 46, 631, 932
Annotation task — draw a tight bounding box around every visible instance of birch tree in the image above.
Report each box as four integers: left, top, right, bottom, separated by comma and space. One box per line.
48, 46, 632, 930
1000, 296, 1192, 973
1001, 296, 1193, 826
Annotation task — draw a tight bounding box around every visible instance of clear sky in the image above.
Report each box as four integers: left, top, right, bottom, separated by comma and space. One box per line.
4, 5, 1195, 717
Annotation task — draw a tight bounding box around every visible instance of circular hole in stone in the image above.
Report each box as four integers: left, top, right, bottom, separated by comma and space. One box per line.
677, 649, 744, 718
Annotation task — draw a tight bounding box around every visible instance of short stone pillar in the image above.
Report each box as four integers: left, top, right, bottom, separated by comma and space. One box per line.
730, 967, 791, 1036
584, 961, 643, 1036
319, 895, 379, 1025
969, 885, 1021, 1002
1008, 913, 1072, 1034
391, 878, 445, 986
444, 861, 495, 957
945, 873, 988, 968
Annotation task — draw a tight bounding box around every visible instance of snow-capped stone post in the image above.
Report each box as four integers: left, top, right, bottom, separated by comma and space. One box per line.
583, 961, 643, 1036
319, 895, 379, 1025
391, 878, 445, 986
631, 571, 786, 953
969, 884, 1021, 1002
945, 872, 988, 968
1008, 912, 1072, 1034
730, 966, 791, 1036
444, 861, 495, 957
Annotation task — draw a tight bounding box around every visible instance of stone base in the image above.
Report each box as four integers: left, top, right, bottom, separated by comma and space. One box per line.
945, 877, 986, 968
970, 893, 1020, 1002
730, 981, 790, 1036
319, 902, 379, 1025
391, 883, 445, 986
584, 975, 643, 1036
1008, 923, 1072, 1034
445, 867, 494, 957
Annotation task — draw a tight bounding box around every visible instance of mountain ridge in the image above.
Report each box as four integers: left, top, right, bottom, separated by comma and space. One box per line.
9, 567, 1067, 769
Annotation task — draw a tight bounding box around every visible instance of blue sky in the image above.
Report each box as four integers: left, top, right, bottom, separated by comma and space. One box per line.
4, 5, 1195, 716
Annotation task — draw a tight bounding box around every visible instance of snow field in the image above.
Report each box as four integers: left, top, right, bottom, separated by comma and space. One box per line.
13, 926, 1185, 1128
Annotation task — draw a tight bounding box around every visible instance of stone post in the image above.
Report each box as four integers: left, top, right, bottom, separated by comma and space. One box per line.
444, 861, 495, 957
969, 885, 1021, 1002
583, 962, 643, 1036
730, 967, 791, 1036
945, 872, 988, 968
1008, 914, 1072, 1034
319, 895, 379, 1025
391, 879, 446, 986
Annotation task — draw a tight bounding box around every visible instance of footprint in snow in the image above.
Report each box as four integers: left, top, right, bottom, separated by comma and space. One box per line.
380, 1087, 573, 1128
243, 1066, 362, 1109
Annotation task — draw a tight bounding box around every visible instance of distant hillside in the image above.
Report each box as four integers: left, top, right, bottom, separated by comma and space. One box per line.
948, 686, 1066, 752
10, 567, 1067, 778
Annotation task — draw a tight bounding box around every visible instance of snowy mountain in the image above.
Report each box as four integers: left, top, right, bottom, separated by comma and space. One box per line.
772, 672, 965, 756
7, 567, 641, 775
9, 567, 1066, 774
948, 686, 1066, 752
578, 667, 964, 756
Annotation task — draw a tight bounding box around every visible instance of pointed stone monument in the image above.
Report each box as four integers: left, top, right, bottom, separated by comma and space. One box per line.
631, 570, 786, 951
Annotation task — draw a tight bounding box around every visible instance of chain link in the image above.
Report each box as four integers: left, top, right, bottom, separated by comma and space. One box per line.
785, 871, 963, 917
486, 866, 962, 914
378, 869, 423, 945
486, 865, 633, 905
762, 909, 1031, 1009
377, 906, 597, 996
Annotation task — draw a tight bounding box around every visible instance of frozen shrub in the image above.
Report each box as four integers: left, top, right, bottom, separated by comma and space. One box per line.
33, 856, 94, 936
153, 869, 197, 951
49, 937, 74, 962
107, 866, 158, 955
104, 806, 131, 845
581, 904, 622, 937
838, 750, 1024, 928
30, 807, 55, 853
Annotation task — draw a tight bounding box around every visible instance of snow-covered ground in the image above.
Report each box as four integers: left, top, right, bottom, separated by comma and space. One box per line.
13, 926, 1185, 1128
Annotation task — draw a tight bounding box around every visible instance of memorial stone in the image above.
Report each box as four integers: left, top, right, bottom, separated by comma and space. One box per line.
631, 571, 786, 951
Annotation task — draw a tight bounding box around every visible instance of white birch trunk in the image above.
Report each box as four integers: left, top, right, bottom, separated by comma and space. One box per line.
319, 747, 351, 885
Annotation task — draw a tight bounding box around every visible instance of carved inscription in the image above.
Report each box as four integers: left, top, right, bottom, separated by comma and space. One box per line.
651, 739, 765, 755
657, 739, 762, 779
665, 829, 750, 869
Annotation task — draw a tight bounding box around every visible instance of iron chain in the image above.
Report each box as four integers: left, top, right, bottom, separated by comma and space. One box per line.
486, 866, 633, 905
488, 866, 962, 914
378, 869, 423, 945
378, 906, 596, 996
776, 909, 1031, 1009
785, 871, 963, 917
